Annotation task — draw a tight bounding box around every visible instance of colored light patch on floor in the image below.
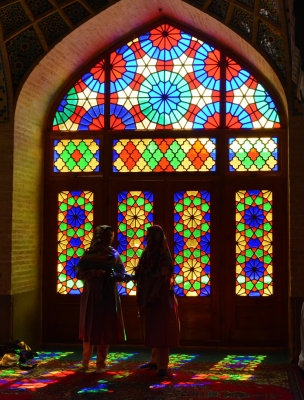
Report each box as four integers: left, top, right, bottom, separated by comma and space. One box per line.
168, 354, 199, 369
8, 379, 56, 391
0, 378, 14, 385
32, 351, 74, 365
0, 368, 30, 378
6, 370, 76, 391
106, 370, 133, 379
91, 352, 138, 367
78, 379, 113, 394
210, 355, 266, 372
192, 372, 254, 381
150, 380, 211, 389
174, 381, 212, 387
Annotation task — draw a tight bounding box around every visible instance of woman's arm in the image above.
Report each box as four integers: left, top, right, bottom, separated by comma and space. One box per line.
76, 267, 105, 281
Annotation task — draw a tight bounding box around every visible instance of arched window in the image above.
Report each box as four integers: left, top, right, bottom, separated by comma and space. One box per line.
45, 21, 287, 346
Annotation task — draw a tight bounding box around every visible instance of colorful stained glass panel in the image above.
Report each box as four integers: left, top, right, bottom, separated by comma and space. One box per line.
54, 139, 100, 172
57, 191, 93, 294
226, 58, 280, 128
110, 23, 221, 130
113, 138, 216, 172
174, 191, 211, 296
236, 190, 273, 296
117, 191, 153, 295
229, 137, 278, 171
53, 61, 105, 131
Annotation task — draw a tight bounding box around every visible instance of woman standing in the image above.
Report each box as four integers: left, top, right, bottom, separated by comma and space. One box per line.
76, 225, 127, 372
135, 225, 180, 377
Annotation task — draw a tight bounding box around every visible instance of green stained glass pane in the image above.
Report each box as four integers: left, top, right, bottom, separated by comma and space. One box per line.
59, 223, 67, 232
147, 157, 158, 170
58, 254, 67, 263
255, 282, 263, 290
66, 158, 77, 170
78, 158, 89, 170
59, 273, 66, 282
66, 248, 75, 257
245, 249, 254, 258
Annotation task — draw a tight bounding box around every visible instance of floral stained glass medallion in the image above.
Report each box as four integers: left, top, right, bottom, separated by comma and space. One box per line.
113, 138, 216, 172
236, 190, 273, 296
117, 191, 153, 295
53, 60, 105, 131
226, 58, 280, 128
54, 139, 100, 172
109, 23, 221, 130
229, 137, 278, 171
174, 191, 211, 296
57, 191, 94, 294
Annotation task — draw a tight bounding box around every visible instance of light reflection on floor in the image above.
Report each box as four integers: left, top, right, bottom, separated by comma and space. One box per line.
210, 355, 266, 372
168, 353, 199, 369
76, 353, 137, 393
149, 354, 266, 390
0, 352, 269, 394
78, 379, 113, 394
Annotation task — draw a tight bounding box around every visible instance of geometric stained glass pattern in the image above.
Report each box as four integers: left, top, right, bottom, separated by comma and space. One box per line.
236, 190, 273, 296
54, 139, 100, 172
109, 23, 221, 130
117, 191, 153, 295
174, 191, 211, 296
229, 137, 278, 171
53, 60, 105, 131
51, 23, 282, 131
113, 138, 216, 172
57, 191, 93, 294
226, 58, 280, 129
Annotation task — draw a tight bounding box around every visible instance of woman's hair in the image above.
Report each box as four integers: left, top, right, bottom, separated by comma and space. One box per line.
136, 225, 173, 273
90, 225, 113, 250
145, 225, 169, 255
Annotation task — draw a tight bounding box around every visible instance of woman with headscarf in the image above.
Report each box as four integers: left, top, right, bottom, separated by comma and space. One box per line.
135, 225, 180, 377
76, 225, 127, 372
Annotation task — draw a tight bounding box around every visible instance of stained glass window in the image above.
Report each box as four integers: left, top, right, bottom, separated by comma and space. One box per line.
226, 58, 280, 128
109, 24, 221, 130
236, 190, 273, 296
52, 23, 281, 132
113, 138, 216, 172
57, 191, 94, 294
117, 191, 153, 295
54, 139, 100, 172
229, 137, 278, 171
53, 60, 105, 131
174, 191, 211, 296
